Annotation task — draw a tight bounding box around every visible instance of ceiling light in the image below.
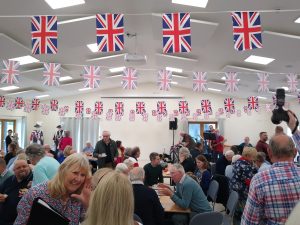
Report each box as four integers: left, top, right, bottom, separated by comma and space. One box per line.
58, 15, 95, 25
109, 67, 125, 73
87, 53, 126, 62
171, 81, 178, 85
172, 74, 188, 79
156, 53, 198, 62
207, 88, 221, 92
44, 0, 85, 9
295, 17, 300, 23
0, 86, 20, 91
257, 96, 267, 100
9, 55, 39, 65
107, 74, 122, 78
59, 76, 73, 81
35, 94, 49, 98
166, 67, 183, 73
78, 87, 91, 91
244, 55, 275, 65
281, 86, 289, 91
221, 76, 240, 81
87, 43, 98, 53
172, 0, 209, 8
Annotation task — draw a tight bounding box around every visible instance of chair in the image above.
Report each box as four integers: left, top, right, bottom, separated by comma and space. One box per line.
189, 211, 223, 225
207, 180, 219, 210
223, 191, 239, 225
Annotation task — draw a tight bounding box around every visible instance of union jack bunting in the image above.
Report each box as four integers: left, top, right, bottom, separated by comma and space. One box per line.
247, 96, 259, 111
43, 63, 60, 86
162, 13, 191, 53
23, 102, 32, 113
64, 106, 69, 113
179, 101, 189, 115
231, 11, 262, 51
243, 105, 249, 113
129, 110, 135, 121
115, 102, 124, 115
83, 65, 101, 89
75, 100, 84, 114
265, 104, 273, 112
1, 60, 20, 85
6, 100, 15, 111
96, 13, 124, 52
225, 72, 239, 92
287, 73, 298, 93
31, 98, 40, 111
86, 108, 91, 115
157, 101, 167, 115
142, 113, 148, 122
50, 99, 58, 111
158, 69, 172, 91
0, 96, 5, 107
152, 110, 157, 117
122, 68, 138, 90
58, 107, 66, 117
31, 16, 58, 54
41, 104, 50, 115
236, 109, 242, 117
75, 113, 83, 119
95, 101, 103, 115
91, 111, 99, 120
224, 98, 235, 114
201, 99, 212, 114
136, 102, 146, 114
15, 97, 24, 109
257, 73, 269, 93
193, 72, 207, 92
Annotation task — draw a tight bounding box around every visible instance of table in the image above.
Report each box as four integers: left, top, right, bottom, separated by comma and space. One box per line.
159, 195, 191, 213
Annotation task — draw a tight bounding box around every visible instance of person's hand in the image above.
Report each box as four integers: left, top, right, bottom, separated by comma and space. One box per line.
158, 187, 174, 197
0, 194, 8, 202
71, 177, 92, 209
288, 110, 298, 132
157, 183, 171, 190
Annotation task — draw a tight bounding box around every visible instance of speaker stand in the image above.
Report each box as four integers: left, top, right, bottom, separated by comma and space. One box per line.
172, 129, 175, 146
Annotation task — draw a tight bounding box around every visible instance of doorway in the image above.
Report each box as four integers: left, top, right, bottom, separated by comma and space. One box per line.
0, 119, 16, 152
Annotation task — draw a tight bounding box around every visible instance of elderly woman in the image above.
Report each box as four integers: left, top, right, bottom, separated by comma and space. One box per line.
128, 147, 141, 167
179, 147, 195, 173
25, 144, 60, 186
14, 153, 91, 225
115, 163, 129, 176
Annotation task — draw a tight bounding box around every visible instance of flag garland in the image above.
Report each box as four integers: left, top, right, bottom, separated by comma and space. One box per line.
225, 72, 239, 92
122, 68, 137, 90
201, 99, 212, 114
0, 96, 5, 107
115, 102, 124, 115
83, 65, 101, 89
50, 99, 58, 111
1, 60, 20, 85
75, 100, 84, 114
193, 72, 207, 92
31, 98, 40, 111
95, 101, 103, 115
158, 69, 172, 91
43, 63, 60, 86
15, 97, 24, 109
287, 73, 298, 93
136, 102, 146, 114
247, 96, 259, 111
179, 101, 189, 115
224, 97, 235, 114
157, 101, 167, 115
257, 73, 269, 93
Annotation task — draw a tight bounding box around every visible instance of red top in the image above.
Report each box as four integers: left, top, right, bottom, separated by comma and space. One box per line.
59, 137, 72, 151
212, 135, 224, 153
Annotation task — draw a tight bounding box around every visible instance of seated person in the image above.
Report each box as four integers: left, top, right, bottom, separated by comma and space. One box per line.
194, 155, 211, 195
0, 158, 13, 186
115, 163, 129, 176
143, 152, 163, 186
179, 147, 195, 173
225, 154, 241, 180
82, 141, 94, 155
128, 147, 141, 167
255, 152, 271, 172
216, 150, 234, 175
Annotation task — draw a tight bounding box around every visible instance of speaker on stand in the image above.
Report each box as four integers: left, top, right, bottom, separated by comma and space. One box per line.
169, 118, 178, 146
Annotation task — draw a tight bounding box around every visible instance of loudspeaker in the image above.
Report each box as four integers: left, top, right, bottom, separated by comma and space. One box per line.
169, 118, 178, 130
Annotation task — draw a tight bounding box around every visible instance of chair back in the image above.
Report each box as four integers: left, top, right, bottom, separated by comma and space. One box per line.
207, 180, 219, 210
189, 211, 223, 225
226, 191, 239, 217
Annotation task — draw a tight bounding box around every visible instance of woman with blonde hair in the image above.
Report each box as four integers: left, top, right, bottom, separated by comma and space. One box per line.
84, 171, 140, 225
179, 146, 195, 173
14, 153, 92, 225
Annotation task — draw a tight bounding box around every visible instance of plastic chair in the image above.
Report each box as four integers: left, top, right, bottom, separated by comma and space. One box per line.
189, 211, 223, 225
223, 191, 239, 225
207, 180, 219, 210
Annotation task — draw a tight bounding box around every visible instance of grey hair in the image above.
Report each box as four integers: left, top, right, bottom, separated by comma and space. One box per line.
25, 144, 45, 158
123, 159, 134, 167
225, 150, 234, 157
179, 147, 191, 158
269, 135, 295, 158
115, 163, 128, 173
129, 167, 145, 182
170, 163, 185, 174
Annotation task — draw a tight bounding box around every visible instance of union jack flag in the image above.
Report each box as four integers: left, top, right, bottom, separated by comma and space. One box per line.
224, 97, 235, 114
1, 60, 20, 85
158, 69, 172, 91
50, 99, 58, 111
257, 73, 269, 93
86, 108, 91, 115
122, 68, 137, 90
157, 101, 167, 115
41, 104, 50, 115
0, 96, 5, 107
15, 97, 24, 109
31, 98, 40, 111
95, 101, 103, 115
23, 102, 32, 113
96, 13, 124, 52
162, 13, 191, 53
43, 63, 60, 86
58, 107, 66, 117
193, 72, 207, 92
179, 101, 189, 115
287, 73, 298, 93
115, 102, 124, 115
6, 100, 15, 111
225, 72, 239, 92
91, 111, 99, 120
83, 65, 101, 89
136, 102, 146, 114
248, 96, 259, 111
231, 11, 262, 51
31, 16, 58, 54
75, 100, 84, 114
201, 99, 212, 114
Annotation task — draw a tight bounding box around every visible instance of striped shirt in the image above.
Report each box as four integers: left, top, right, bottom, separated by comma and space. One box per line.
292, 130, 300, 153
241, 161, 300, 225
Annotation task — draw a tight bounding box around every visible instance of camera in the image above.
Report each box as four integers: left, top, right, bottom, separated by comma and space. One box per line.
271, 88, 290, 124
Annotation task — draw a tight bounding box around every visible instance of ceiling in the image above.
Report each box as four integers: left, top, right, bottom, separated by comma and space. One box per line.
1, 0, 300, 101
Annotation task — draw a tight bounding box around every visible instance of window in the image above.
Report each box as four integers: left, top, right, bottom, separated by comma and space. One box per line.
188, 121, 217, 143
0, 119, 16, 152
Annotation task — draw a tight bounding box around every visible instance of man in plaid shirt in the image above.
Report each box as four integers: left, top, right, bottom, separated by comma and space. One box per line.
241, 111, 300, 225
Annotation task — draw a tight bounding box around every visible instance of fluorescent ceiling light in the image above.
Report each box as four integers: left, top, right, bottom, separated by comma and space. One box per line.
109, 67, 125, 73
59, 76, 73, 81
244, 55, 275, 65
171, 81, 178, 85
45, 0, 85, 9
281, 86, 289, 91
87, 43, 98, 53
35, 94, 49, 98
0, 86, 20, 91
78, 87, 91, 91
172, 74, 188, 79
257, 96, 267, 100
9, 55, 39, 65
107, 74, 122, 78
172, 0, 209, 8
166, 67, 183, 73
86, 53, 126, 62
207, 88, 221, 92
295, 17, 300, 23
156, 53, 198, 62
58, 15, 95, 25
221, 76, 240, 81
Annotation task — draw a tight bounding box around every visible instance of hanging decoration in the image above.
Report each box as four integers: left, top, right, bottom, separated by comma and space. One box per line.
218, 108, 224, 115
75, 100, 84, 114
41, 104, 50, 115
157, 114, 163, 122
106, 109, 113, 121
0, 96, 5, 107
31, 16, 58, 54
31, 98, 40, 111
96, 13, 124, 52
136, 102, 146, 114
115, 102, 124, 115
23, 102, 32, 113
157, 101, 167, 115
225, 72, 239, 92
236, 109, 242, 117
15, 97, 24, 109
1, 60, 20, 85
224, 97, 235, 114
196, 109, 202, 116
91, 111, 99, 119
257, 73, 269, 93
64, 106, 69, 113
50, 99, 58, 111
286, 73, 298, 93
226, 112, 231, 118
192, 113, 198, 121
179, 100, 189, 115
86, 108, 91, 114
142, 113, 148, 122
152, 110, 157, 116
129, 110, 135, 121
122, 67, 137, 90
157, 69, 172, 91
265, 104, 272, 112
43, 63, 60, 86
201, 99, 212, 114
58, 107, 66, 117
75, 113, 83, 119
247, 96, 259, 111
204, 113, 209, 120
173, 110, 179, 117
115, 114, 122, 121
83, 65, 101, 89
6, 100, 15, 111
193, 72, 207, 92
231, 11, 262, 51
94, 101, 103, 115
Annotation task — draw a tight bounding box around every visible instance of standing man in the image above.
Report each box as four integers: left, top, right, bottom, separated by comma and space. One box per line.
5, 130, 13, 153
93, 131, 118, 169
255, 132, 270, 162
238, 136, 253, 153
143, 152, 163, 186
211, 129, 225, 162
53, 125, 64, 152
